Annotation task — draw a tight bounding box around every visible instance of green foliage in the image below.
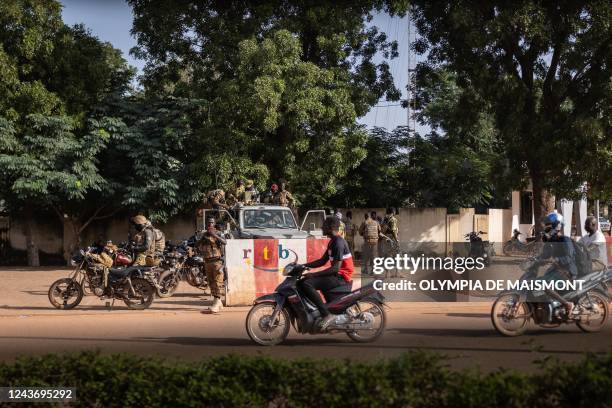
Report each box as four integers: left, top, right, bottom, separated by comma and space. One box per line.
330, 127, 408, 208
128, 1, 409, 206
0, 350, 611, 407
411, 1, 612, 217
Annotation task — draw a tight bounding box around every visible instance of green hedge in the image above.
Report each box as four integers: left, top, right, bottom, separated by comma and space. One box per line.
0, 350, 611, 407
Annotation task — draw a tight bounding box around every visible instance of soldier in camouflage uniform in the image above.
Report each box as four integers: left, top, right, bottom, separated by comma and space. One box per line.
359, 212, 381, 275
381, 208, 400, 276
275, 182, 295, 207
198, 217, 227, 313
131, 215, 159, 266
243, 179, 259, 204
207, 189, 229, 210
382, 208, 399, 243
226, 179, 245, 207
344, 211, 357, 254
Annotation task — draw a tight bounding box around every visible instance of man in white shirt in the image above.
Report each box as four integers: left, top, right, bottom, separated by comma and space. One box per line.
580, 216, 608, 270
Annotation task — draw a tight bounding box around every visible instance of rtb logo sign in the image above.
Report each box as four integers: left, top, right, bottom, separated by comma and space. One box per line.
243, 244, 291, 260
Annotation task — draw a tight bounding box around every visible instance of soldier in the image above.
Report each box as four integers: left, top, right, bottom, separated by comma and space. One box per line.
335, 211, 346, 238
344, 211, 357, 254
359, 212, 380, 275
262, 183, 277, 204
227, 179, 245, 207
276, 182, 295, 207
381, 208, 399, 243
198, 217, 227, 313
207, 189, 229, 210
131, 215, 161, 266
243, 179, 259, 204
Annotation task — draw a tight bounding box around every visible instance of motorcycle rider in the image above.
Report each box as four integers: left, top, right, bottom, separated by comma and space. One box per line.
198, 217, 227, 314
131, 215, 158, 266
296, 216, 354, 330
534, 212, 578, 315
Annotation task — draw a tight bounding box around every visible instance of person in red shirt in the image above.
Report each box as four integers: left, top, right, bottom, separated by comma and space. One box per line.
297, 216, 354, 330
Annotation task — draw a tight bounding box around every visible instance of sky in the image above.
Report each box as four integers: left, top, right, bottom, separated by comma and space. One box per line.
60, 0, 418, 131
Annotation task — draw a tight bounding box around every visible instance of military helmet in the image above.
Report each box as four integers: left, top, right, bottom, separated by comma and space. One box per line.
131, 215, 148, 225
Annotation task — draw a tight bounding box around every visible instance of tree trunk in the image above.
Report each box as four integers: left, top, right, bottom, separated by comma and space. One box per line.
63, 217, 83, 265
23, 204, 39, 267
530, 170, 555, 236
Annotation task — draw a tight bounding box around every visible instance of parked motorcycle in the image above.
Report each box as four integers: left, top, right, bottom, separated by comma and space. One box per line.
80, 241, 133, 295
48, 248, 157, 310
157, 236, 208, 298
491, 259, 611, 336
503, 229, 540, 256
245, 253, 386, 345
465, 231, 495, 266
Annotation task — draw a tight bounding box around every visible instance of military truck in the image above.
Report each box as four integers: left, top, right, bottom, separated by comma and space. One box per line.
199, 205, 327, 239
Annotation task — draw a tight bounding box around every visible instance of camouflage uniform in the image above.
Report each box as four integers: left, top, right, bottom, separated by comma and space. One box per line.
345, 219, 356, 254
359, 218, 380, 275
275, 189, 294, 207
243, 180, 259, 204
207, 189, 229, 210
381, 213, 399, 260
198, 232, 225, 299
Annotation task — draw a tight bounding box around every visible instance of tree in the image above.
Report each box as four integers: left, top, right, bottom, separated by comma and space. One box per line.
411, 1, 612, 230
128, 1, 409, 206
329, 127, 408, 209
0, 0, 135, 264
0, 114, 124, 261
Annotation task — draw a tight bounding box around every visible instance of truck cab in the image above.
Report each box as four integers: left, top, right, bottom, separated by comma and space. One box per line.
199, 205, 326, 239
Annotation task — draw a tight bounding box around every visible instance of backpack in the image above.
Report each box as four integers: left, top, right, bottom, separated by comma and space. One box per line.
153, 228, 166, 252
572, 240, 592, 277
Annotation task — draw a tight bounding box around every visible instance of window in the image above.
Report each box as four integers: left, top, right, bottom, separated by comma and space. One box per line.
519, 191, 533, 225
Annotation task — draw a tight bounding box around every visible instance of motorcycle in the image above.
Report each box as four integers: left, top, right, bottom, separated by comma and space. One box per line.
503, 229, 540, 256
156, 236, 209, 298
48, 248, 157, 310
465, 231, 495, 266
80, 241, 133, 296
491, 258, 611, 336
245, 253, 386, 345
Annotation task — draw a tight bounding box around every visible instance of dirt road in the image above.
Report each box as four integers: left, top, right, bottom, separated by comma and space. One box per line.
1, 268, 610, 371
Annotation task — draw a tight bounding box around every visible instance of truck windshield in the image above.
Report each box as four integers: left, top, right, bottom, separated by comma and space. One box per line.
243, 209, 297, 229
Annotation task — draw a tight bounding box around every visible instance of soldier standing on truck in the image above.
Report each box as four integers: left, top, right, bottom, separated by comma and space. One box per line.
276, 182, 295, 207
359, 212, 380, 275
198, 217, 226, 314
206, 189, 229, 210
243, 179, 259, 204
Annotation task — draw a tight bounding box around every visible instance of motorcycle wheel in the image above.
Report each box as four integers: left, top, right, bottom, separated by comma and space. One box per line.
48, 278, 83, 310
346, 299, 386, 343
157, 269, 180, 298
245, 303, 290, 346
491, 294, 529, 336
122, 278, 155, 310
575, 291, 609, 333
502, 241, 514, 256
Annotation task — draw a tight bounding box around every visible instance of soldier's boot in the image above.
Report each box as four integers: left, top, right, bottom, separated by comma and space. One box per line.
209, 297, 222, 313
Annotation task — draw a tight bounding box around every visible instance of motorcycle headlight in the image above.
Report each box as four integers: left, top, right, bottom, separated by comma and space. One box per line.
70, 259, 78, 266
